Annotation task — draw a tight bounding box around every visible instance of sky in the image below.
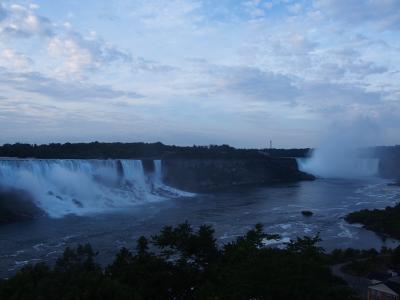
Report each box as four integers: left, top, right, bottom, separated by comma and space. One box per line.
0, 0, 399, 148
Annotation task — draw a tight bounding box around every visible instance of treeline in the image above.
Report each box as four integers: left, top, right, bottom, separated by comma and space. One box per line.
2, 142, 399, 160
0, 223, 357, 300
0, 142, 310, 159
340, 246, 400, 277
345, 203, 400, 239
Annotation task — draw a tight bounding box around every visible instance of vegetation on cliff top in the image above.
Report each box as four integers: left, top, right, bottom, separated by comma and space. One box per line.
0, 142, 310, 159
0, 223, 357, 300
345, 203, 400, 240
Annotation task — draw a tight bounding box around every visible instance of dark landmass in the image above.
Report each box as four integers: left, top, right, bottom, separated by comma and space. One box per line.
0, 223, 357, 300
0, 188, 44, 224
345, 203, 400, 240
263, 147, 311, 158
329, 248, 386, 265
0, 142, 315, 195
162, 157, 314, 192
329, 247, 400, 299
339, 246, 400, 278
302, 210, 314, 217
374, 145, 400, 179
0, 142, 310, 159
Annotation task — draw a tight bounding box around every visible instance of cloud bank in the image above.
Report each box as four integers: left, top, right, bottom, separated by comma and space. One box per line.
0, 0, 399, 147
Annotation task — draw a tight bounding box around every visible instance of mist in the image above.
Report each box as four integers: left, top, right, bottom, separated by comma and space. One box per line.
299, 119, 381, 179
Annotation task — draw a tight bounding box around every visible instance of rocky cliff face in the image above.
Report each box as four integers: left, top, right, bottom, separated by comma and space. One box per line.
0, 188, 44, 224
374, 146, 400, 179
162, 157, 314, 192
379, 156, 400, 179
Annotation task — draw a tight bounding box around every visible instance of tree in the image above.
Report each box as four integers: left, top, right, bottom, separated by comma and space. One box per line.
0, 223, 358, 300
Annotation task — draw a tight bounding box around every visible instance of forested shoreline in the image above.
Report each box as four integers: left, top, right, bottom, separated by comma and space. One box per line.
345, 203, 400, 240
0, 223, 358, 300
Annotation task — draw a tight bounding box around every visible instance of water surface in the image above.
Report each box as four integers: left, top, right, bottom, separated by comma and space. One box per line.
1, 178, 399, 278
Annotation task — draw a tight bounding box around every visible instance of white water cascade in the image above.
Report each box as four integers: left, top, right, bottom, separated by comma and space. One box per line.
298, 150, 379, 179
0, 159, 192, 217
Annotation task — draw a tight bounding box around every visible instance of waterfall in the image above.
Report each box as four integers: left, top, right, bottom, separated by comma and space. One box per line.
298, 154, 379, 179
0, 159, 191, 218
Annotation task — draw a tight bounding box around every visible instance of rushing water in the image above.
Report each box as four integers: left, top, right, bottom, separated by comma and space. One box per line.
0, 159, 191, 217
0, 175, 399, 278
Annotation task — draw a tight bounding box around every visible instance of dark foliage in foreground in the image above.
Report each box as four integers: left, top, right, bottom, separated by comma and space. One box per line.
345, 203, 400, 239
0, 142, 310, 159
0, 223, 357, 300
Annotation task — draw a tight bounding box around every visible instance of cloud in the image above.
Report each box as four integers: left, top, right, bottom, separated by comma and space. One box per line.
0, 70, 143, 102
127, 0, 203, 29
313, 0, 400, 31
0, 48, 32, 69
300, 81, 383, 105
202, 63, 384, 113
48, 37, 94, 73
314, 53, 389, 82
0, 4, 6, 22
132, 57, 176, 73
211, 66, 299, 103
0, 3, 131, 76
0, 3, 53, 38
47, 30, 132, 75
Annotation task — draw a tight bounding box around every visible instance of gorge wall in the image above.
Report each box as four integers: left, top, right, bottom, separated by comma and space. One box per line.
375, 146, 400, 180
0, 187, 44, 224
162, 157, 314, 192
379, 156, 400, 179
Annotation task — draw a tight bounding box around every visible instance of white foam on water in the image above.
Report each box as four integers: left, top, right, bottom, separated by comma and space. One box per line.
0, 159, 193, 218
263, 237, 291, 248
279, 224, 292, 230
337, 220, 358, 239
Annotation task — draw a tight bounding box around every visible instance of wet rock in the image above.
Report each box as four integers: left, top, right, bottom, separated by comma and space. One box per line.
301, 210, 313, 217
0, 187, 44, 224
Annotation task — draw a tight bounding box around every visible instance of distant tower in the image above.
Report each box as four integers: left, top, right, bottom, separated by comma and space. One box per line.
270, 140, 272, 149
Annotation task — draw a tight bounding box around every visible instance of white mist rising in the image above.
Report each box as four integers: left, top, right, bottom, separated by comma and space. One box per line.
299, 120, 380, 179
299, 147, 379, 179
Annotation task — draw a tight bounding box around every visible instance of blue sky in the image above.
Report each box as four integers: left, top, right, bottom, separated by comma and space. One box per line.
0, 0, 399, 148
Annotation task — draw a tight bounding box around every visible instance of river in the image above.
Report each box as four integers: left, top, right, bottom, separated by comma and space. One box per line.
1, 177, 399, 278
